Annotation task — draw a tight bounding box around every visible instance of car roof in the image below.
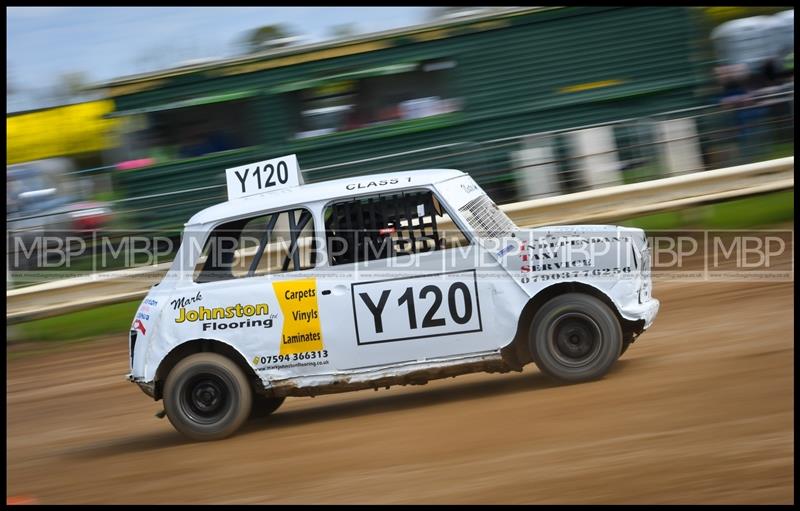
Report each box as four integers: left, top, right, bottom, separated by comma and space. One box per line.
186, 168, 466, 226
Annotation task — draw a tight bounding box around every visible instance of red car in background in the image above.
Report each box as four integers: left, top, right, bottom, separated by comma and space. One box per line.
7, 158, 113, 272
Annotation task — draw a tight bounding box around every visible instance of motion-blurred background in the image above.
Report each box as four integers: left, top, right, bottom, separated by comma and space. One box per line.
7, 6, 794, 282
5, 7, 795, 504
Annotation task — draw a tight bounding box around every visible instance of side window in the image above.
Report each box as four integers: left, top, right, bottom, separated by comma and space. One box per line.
324, 190, 469, 266
193, 208, 317, 283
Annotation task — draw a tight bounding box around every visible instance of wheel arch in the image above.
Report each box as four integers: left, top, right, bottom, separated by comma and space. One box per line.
152, 338, 263, 401
501, 281, 643, 368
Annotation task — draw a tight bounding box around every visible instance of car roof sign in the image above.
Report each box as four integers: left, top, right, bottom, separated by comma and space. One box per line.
225, 154, 303, 200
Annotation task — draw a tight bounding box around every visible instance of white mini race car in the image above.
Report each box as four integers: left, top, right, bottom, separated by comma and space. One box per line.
128, 154, 659, 440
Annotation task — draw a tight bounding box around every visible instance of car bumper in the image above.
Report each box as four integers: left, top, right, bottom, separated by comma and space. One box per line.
127, 373, 156, 399
619, 297, 660, 330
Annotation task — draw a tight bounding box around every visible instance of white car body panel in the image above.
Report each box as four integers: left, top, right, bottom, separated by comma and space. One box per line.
128, 164, 659, 397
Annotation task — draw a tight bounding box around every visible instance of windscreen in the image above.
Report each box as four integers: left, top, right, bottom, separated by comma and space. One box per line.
457, 193, 518, 239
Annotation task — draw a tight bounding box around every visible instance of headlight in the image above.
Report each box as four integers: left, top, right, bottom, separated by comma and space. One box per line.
639, 247, 652, 304
129, 329, 138, 370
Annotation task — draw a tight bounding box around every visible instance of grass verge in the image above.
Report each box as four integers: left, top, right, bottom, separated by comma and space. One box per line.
619, 189, 794, 230
12, 300, 141, 343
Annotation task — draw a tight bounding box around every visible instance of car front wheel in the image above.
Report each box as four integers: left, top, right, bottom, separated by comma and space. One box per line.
529, 293, 623, 383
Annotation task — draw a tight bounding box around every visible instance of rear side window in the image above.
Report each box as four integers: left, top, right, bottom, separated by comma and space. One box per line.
193, 208, 317, 283
324, 189, 469, 266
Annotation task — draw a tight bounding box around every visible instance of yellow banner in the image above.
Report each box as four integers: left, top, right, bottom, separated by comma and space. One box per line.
6, 100, 119, 165
272, 278, 325, 355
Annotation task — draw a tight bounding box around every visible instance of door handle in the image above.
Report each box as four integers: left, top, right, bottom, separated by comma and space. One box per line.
321, 285, 348, 296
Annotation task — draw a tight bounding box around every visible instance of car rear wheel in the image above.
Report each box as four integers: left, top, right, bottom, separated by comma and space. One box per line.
163, 352, 252, 441
529, 293, 622, 383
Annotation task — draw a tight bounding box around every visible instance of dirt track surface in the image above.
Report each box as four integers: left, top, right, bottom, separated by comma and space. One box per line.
7, 280, 794, 504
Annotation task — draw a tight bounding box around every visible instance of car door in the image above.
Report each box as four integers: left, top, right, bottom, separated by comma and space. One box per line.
316, 188, 506, 371
177, 207, 332, 378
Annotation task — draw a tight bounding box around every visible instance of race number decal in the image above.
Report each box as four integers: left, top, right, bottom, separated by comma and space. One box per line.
226, 154, 301, 199
273, 278, 324, 355
351, 270, 482, 345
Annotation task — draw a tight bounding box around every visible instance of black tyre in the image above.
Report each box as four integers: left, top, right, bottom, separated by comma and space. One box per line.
250, 395, 286, 419
620, 340, 632, 357
529, 293, 622, 383
163, 352, 252, 441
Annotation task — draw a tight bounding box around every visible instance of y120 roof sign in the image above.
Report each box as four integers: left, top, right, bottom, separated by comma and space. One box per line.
225, 154, 303, 200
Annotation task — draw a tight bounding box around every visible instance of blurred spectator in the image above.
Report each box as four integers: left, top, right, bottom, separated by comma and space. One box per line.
179, 127, 207, 158
716, 67, 767, 165
145, 126, 177, 163
377, 104, 402, 123
205, 127, 236, 153
180, 124, 236, 158
344, 107, 366, 131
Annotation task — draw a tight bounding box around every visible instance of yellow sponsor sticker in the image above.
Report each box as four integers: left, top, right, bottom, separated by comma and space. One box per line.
272, 278, 324, 355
